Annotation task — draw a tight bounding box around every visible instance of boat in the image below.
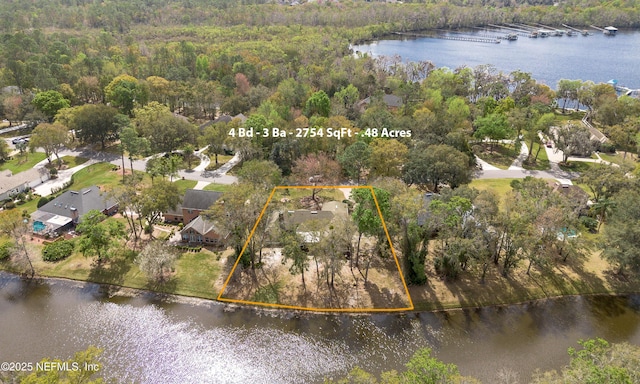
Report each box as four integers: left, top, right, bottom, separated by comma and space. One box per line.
604, 26, 618, 35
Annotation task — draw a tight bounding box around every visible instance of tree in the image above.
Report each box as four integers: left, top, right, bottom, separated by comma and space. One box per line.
237, 159, 282, 189
139, 181, 181, 235
338, 141, 371, 184
135, 241, 178, 283
76, 210, 126, 264
104, 74, 148, 116
369, 139, 408, 178
72, 104, 125, 149
28, 122, 69, 167
291, 152, 341, 201
553, 123, 593, 163
182, 143, 195, 170
32, 90, 70, 122
281, 230, 309, 291
403, 348, 461, 384
532, 338, 640, 384
119, 126, 150, 177
557, 79, 581, 113
403, 144, 471, 192
601, 189, 640, 274
18, 346, 105, 384
0, 210, 34, 278
204, 185, 268, 264
351, 187, 390, 268
473, 113, 512, 153
202, 123, 228, 165
578, 164, 630, 203
134, 103, 197, 152
0, 139, 10, 162
305, 90, 331, 117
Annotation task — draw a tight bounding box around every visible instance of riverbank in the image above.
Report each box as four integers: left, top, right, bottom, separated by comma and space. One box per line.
2, 240, 640, 314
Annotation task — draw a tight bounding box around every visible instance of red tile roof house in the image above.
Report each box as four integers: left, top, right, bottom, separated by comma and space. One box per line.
163, 189, 223, 224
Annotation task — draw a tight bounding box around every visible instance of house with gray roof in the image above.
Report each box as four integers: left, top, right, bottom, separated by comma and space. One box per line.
164, 189, 223, 224
276, 201, 349, 243
180, 216, 229, 246
357, 94, 403, 112
0, 168, 49, 201
31, 185, 117, 236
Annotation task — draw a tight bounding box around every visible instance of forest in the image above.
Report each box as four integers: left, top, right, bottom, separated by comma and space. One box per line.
0, 0, 639, 304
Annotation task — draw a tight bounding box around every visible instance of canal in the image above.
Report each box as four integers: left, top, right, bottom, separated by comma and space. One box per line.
1, 272, 639, 383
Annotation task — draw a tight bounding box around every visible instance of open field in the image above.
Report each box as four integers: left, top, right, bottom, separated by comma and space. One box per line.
0, 152, 47, 173
472, 142, 519, 170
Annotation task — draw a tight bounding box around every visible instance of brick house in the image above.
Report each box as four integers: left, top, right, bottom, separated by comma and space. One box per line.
180, 216, 228, 246
164, 189, 223, 224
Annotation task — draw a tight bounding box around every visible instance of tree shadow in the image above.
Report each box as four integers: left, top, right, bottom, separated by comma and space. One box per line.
87, 253, 133, 287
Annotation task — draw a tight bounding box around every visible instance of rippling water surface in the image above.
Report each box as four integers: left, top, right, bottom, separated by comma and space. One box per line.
2, 272, 640, 383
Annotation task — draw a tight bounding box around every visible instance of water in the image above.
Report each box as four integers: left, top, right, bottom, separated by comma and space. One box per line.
353, 30, 640, 89
1, 272, 640, 383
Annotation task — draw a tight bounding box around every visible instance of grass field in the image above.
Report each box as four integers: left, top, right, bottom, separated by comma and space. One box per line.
469, 178, 515, 196
0, 240, 227, 300
173, 179, 198, 193
0, 152, 47, 173
522, 140, 550, 170
59, 155, 89, 168
473, 142, 519, 170
559, 161, 594, 172
203, 183, 236, 193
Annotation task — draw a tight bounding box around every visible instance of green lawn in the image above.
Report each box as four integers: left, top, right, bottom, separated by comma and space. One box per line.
0, 152, 47, 173
59, 155, 90, 168
598, 152, 637, 167
68, 162, 124, 191
469, 178, 515, 196
522, 140, 550, 171
0, 243, 224, 300
559, 161, 594, 173
205, 154, 234, 171
173, 179, 198, 193
473, 142, 519, 170
203, 183, 236, 193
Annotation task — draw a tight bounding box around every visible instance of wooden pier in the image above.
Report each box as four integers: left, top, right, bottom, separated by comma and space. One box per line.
394, 31, 500, 44
562, 24, 591, 36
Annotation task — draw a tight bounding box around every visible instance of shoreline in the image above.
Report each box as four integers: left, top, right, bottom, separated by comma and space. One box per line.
2, 269, 638, 316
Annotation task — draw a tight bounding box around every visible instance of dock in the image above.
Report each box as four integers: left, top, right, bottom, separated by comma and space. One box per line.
562, 24, 591, 36
394, 31, 500, 44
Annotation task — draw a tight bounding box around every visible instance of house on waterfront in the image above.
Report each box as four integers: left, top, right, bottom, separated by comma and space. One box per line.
0, 168, 49, 201
164, 189, 223, 224
277, 200, 349, 243
180, 215, 229, 246
31, 185, 117, 236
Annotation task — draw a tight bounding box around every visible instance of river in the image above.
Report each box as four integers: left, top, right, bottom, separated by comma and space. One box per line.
1, 272, 640, 383
353, 29, 640, 89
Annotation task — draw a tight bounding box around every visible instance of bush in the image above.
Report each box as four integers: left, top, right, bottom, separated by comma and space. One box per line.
3, 201, 15, 209
581, 216, 599, 233
37, 196, 52, 208
42, 240, 75, 262
49, 168, 58, 178
0, 241, 13, 260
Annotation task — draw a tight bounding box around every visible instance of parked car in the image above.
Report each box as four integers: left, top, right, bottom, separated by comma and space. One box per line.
12, 137, 28, 145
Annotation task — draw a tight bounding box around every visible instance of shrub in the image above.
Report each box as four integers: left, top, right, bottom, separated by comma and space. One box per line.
49, 168, 58, 178
0, 241, 13, 260
42, 240, 75, 262
37, 196, 52, 208
4, 201, 15, 209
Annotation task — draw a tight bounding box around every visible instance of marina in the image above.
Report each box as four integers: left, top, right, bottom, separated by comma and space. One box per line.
354, 29, 640, 89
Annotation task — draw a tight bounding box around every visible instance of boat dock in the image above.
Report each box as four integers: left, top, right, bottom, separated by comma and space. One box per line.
394, 31, 500, 44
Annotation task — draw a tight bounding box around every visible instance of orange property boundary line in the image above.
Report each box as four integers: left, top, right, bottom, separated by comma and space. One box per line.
217, 185, 415, 313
